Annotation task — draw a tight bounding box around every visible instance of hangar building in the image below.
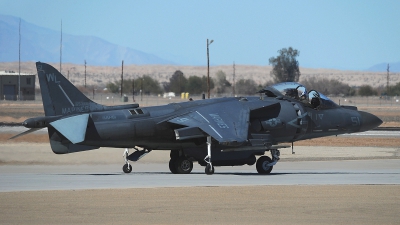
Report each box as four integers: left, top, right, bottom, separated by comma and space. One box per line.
0, 71, 36, 100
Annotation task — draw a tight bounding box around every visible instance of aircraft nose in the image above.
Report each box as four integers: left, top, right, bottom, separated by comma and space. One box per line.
22, 119, 29, 128
358, 111, 383, 132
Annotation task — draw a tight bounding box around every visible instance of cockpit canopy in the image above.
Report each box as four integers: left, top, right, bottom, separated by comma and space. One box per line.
259, 82, 338, 109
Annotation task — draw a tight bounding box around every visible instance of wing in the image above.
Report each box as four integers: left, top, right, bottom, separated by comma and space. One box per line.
168, 100, 250, 145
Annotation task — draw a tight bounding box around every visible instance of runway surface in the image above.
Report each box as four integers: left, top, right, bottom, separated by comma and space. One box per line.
1, 159, 399, 192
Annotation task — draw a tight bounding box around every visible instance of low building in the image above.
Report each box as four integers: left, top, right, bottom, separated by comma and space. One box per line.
0, 71, 36, 100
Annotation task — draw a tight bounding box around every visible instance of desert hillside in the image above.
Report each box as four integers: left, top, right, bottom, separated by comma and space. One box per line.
0, 61, 397, 89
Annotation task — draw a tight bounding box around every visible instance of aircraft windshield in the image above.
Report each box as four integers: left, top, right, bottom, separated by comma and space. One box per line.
308, 91, 338, 109
269, 82, 308, 100
263, 82, 338, 109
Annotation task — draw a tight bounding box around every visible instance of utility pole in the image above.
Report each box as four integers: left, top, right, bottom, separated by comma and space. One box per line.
232, 61, 236, 96
387, 64, 390, 95
207, 39, 213, 99
60, 20, 62, 73
132, 78, 135, 102
18, 18, 21, 100
84, 60, 87, 88
121, 60, 124, 97
141, 77, 143, 101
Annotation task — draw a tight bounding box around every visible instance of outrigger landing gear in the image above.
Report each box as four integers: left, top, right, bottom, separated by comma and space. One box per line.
256, 149, 280, 174
204, 136, 214, 175
122, 148, 132, 173
122, 147, 152, 173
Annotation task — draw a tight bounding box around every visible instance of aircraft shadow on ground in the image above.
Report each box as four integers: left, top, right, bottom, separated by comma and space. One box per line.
56, 172, 399, 176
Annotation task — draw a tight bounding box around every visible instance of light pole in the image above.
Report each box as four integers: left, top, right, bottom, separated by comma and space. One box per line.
207, 39, 213, 99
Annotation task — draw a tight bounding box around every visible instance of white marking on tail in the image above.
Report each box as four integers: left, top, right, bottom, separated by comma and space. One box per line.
46, 73, 60, 83
58, 84, 74, 107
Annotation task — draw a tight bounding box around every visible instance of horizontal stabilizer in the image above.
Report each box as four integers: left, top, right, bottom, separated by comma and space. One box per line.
49, 139, 99, 154
50, 114, 89, 144
9, 128, 43, 140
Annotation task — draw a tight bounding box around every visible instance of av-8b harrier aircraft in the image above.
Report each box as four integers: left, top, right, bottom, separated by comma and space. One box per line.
12, 62, 382, 175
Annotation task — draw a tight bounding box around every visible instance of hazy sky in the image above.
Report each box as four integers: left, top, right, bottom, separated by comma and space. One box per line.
1, 0, 399, 70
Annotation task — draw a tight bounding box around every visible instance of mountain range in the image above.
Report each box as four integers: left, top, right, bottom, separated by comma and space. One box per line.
0, 14, 398, 71
0, 14, 173, 66
367, 62, 400, 73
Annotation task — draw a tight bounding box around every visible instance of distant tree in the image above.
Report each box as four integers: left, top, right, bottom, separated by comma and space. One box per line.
214, 70, 231, 94
106, 81, 120, 93
138, 75, 163, 95
302, 78, 355, 96
388, 82, 400, 96
105, 75, 162, 95
358, 85, 377, 96
269, 47, 301, 82
186, 76, 204, 94
165, 70, 187, 94
201, 75, 214, 94
235, 79, 258, 95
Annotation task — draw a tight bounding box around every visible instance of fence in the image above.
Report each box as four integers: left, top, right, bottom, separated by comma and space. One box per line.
1, 93, 400, 109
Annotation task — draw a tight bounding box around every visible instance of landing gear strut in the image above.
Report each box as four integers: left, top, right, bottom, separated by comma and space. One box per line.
204, 136, 214, 175
256, 149, 280, 174
122, 148, 132, 173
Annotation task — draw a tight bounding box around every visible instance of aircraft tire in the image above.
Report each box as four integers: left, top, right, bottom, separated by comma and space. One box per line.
205, 164, 214, 175
256, 156, 273, 174
169, 158, 178, 174
122, 164, 132, 173
175, 157, 193, 174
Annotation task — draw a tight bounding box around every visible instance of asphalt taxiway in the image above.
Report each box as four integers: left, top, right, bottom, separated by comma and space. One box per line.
1, 159, 399, 192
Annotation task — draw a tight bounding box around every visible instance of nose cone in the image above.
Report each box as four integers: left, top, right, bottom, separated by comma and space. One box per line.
358, 111, 383, 132
22, 119, 29, 128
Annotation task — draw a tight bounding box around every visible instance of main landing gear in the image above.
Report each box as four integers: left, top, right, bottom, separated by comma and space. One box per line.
201, 136, 280, 175
123, 144, 280, 175
167, 136, 213, 175
169, 156, 193, 174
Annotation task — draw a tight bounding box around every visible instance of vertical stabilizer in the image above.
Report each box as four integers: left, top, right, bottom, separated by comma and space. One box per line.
36, 62, 107, 116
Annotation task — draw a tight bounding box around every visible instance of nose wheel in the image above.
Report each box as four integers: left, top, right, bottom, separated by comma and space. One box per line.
256, 149, 280, 174
256, 156, 273, 174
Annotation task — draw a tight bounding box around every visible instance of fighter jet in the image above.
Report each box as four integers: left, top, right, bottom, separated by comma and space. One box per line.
11, 62, 382, 175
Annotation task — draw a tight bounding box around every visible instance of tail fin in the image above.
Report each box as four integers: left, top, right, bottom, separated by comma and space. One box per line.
36, 62, 138, 116
37, 62, 101, 116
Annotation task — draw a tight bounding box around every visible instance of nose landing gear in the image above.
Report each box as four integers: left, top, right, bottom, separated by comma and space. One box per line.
256, 149, 280, 174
